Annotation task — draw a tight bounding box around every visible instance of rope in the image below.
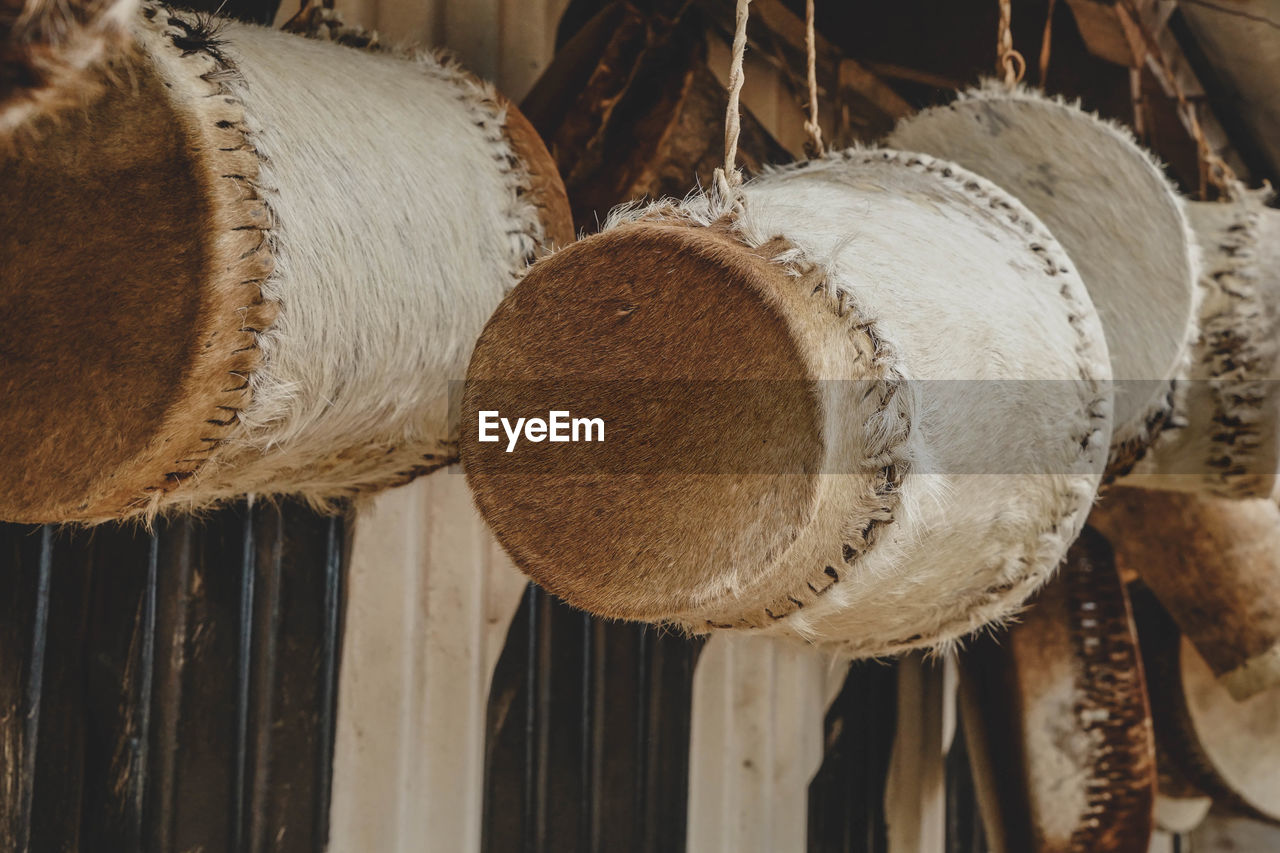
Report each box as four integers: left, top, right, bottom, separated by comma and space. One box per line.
712, 0, 751, 211
803, 0, 825, 158
1039, 0, 1057, 84
1119, 0, 1236, 197
997, 0, 1027, 86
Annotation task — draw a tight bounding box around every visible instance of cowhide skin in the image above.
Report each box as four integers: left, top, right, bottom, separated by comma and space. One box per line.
888, 82, 1201, 479
463, 148, 1114, 657
0, 2, 571, 523
1127, 187, 1280, 498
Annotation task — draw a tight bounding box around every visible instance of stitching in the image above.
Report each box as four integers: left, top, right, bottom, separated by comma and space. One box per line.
1062, 551, 1156, 849
282, 12, 546, 284
843, 148, 1107, 656
414, 50, 546, 284
1196, 196, 1274, 495
129, 5, 279, 515
893, 82, 1202, 473
600, 199, 914, 631
768, 148, 1109, 656
706, 240, 909, 630
247, 15, 546, 497
610, 147, 1109, 649
1104, 382, 1177, 483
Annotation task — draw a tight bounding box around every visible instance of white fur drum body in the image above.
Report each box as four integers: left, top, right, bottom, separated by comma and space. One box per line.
164, 15, 552, 505
888, 84, 1200, 476
1126, 188, 1280, 497
0, 5, 571, 522
462, 148, 1114, 656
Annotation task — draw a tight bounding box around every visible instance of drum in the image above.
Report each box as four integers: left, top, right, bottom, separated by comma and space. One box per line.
462, 148, 1112, 655
889, 84, 1200, 477
1126, 187, 1280, 497
0, 3, 572, 523
1092, 487, 1280, 700
959, 529, 1155, 852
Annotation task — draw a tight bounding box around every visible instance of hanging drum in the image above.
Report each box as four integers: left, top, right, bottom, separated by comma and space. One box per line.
1124, 186, 1280, 497
959, 528, 1156, 853
888, 83, 1200, 477
0, 3, 572, 523
1091, 486, 1280, 700
462, 149, 1114, 656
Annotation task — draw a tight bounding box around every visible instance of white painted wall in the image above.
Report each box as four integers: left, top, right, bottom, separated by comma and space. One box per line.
327, 470, 530, 852
315, 3, 567, 849
884, 655, 955, 853
686, 635, 840, 853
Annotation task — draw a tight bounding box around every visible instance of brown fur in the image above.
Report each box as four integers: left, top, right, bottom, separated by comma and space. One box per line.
1, 7, 571, 523
0, 18, 275, 523
461, 221, 906, 626
463, 222, 826, 620
497, 93, 574, 250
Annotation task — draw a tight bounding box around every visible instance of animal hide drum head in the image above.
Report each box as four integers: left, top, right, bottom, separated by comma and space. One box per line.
1091, 487, 1280, 701
888, 83, 1199, 476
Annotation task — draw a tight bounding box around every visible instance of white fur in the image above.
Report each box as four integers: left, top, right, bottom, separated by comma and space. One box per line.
146, 18, 545, 509
1128, 188, 1280, 496
888, 82, 1200, 461
607, 148, 1113, 656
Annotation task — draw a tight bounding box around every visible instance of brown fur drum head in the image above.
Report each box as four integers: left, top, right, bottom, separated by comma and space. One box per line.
0, 46, 269, 522
462, 222, 825, 621
465, 147, 1114, 653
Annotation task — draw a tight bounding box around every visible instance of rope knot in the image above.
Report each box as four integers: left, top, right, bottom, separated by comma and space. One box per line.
803, 0, 826, 158
711, 166, 746, 219
997, 0, 1026, 87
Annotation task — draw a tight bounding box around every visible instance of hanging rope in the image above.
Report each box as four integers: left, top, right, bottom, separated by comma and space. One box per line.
713, 0, 751, 211
1118, 0, 1236, 197
1039, 0, 1057, 84
997, 0, 1027, 86
803, 0, 826, 158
